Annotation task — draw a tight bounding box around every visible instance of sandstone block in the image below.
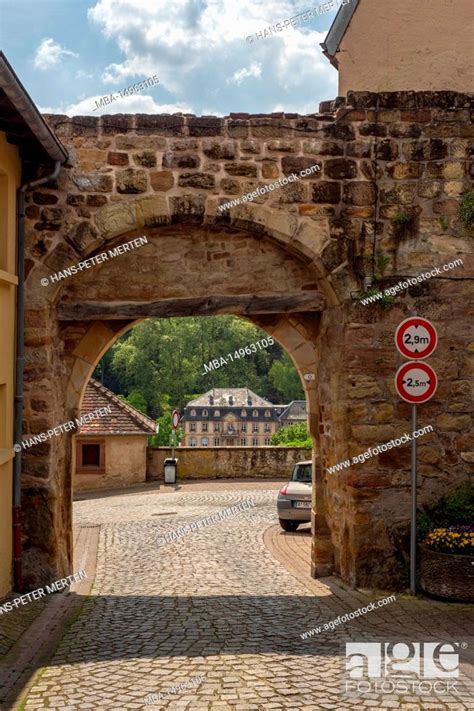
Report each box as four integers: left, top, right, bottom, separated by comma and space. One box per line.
343, 182, 376, 205
302, 140, 343, 156
324, 158, 358, 179
162, 152, 200, 169
348, 376, 382, 399
135, 114, 185, 136
224, 162, 257, 177
371, 404, 394, 422
282, 156, 321, 177
116, 168, 148, 193
376, 139, 399, 161
33, 192, 58, 205
380, 183, 417, 204
72, 174, 113, 192
134, 195, 169, 228
189, 117, 223, 136
417, 180, 443, 199
436, 414, 471, 431
387, 162, 425, 180
115, 135, 167, 150
132, 151, 157, 167
311, 181, 341, 204
346, 141, 372, 158
86, 195, 108, 207
203, 141, 236, 159
261, 162, 280, 179
220, 178, 241, 194
240, 140, 260, 154
150, 171, 174, 191
178, 173, 215, 189
94, 202, 137, 240
69, 221, 103, 255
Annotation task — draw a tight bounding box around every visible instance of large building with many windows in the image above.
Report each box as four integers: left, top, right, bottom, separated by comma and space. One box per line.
182, 389, 306, 447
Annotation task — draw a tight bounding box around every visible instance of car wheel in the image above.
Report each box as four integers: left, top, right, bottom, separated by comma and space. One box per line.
279, 518, 299, 532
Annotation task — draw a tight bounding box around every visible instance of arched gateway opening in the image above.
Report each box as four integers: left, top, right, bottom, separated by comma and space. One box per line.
22, 206, 339, 589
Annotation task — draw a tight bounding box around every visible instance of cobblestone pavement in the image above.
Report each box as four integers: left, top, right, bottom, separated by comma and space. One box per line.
17, 482, 474, 710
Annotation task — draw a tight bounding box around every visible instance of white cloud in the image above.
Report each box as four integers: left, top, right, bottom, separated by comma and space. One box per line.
227, 62, 262, 86
38, 93, 193, 117
33, 38, 79, 70
87, 0, 338, 114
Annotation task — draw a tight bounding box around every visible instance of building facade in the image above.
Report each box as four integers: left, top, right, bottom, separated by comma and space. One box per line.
0, 52, 67, 595
321, 0, 473, 95
182, 389, 307, 447
74, 379, 156, 492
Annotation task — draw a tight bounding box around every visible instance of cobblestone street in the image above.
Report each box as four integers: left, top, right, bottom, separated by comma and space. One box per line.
11, 481, 474, 710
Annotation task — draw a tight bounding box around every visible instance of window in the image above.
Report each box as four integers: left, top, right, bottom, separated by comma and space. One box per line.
241, 409, 247, 417
189, 437, 197, 447
190, 422, 197, 432
291, 463, 312, 483
214, 437, 220, 446
214, 423, 220, 432
240, 438, 247, 446
241, 423, 247, 433
214, 410, 220, 417
264, 438, 271, 445
202, 423, 208, 432
253, 423, 259, 433
201, 437, 209, 446
252, 437, 258, 446
252, 409, 258, 417
76, 438, 105, 474
265, 410, 271, 418
202, 409, 208, 417
190, 409, 196, 417
264, 424, 271, 433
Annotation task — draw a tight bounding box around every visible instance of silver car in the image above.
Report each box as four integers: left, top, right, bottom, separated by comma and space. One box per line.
277, 460, 312, 531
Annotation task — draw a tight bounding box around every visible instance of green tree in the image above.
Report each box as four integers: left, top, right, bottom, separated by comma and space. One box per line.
269, 353, 304, 402
94, 315, 303, 418
271, 422, 312, 448
149, 411, 185, 447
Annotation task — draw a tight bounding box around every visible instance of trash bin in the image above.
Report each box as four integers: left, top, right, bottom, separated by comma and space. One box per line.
164, 457, 177, 484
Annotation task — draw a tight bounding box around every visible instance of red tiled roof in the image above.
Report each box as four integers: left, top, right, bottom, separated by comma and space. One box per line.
78, 379, 157, 436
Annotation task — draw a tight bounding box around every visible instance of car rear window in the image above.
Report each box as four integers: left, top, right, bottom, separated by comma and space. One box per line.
292, 464, 312, 482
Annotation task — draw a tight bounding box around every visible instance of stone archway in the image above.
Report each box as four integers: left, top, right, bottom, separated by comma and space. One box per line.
22, 206, 339, 589
22, 93, 472, 590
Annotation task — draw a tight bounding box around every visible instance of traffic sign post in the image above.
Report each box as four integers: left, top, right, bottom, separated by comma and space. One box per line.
395, 316, 438, 360
394, 315, 438, 596
395, 361, 438, 404
171, 410, 180, 460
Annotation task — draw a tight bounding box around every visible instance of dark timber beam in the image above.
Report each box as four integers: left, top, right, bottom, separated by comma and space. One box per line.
58, 292, 326, 320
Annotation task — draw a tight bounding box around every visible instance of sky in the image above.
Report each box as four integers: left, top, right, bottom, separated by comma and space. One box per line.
0, 0, 342, 117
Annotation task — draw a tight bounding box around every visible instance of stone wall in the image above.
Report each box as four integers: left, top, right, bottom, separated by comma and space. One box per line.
147, 446, 310, 481
19, 90, 473, 590
74, 435, 148, 492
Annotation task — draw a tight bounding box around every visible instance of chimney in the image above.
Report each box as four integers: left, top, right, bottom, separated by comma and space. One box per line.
229, 395, 234, 406
247, 396, 252, 406
209, 395, 214, 405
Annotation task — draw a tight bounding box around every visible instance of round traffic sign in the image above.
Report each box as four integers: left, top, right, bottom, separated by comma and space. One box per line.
395, 317, 438, 359
395, 361, 438, 404
171, 410, 180, 429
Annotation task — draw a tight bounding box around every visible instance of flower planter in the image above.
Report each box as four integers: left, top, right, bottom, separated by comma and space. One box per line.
420, 546, 474, 602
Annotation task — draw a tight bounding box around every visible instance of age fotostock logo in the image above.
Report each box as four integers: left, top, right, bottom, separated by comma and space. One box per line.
345, 642, 462, 695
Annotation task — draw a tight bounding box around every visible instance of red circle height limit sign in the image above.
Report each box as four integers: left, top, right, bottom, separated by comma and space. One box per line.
171, 410, 180, 429
395, 361, 438, 404
395, 317, 438, 359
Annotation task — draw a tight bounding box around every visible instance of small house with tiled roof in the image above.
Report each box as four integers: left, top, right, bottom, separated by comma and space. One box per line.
74, 379, 157, 491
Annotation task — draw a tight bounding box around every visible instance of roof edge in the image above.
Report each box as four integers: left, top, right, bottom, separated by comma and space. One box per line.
87, 379, 157, 434
321, 0, 360, 59
0, 51, 68, 163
